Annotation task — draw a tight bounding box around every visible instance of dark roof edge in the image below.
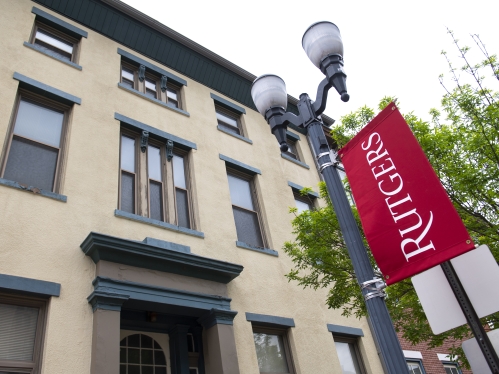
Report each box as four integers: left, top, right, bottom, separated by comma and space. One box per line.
101, 0, 256, 82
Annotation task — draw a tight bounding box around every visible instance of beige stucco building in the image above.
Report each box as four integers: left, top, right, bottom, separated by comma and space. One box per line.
0, 1, 385, 373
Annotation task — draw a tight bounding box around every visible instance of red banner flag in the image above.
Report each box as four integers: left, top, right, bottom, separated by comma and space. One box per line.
338, 103, 474, 285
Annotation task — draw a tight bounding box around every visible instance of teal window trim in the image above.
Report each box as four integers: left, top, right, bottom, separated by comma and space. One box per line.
23, 42, 82, 70
13, 72, 81, 105
246, 312, 295, 328
0, 177, 67, 202
81, 232, 243, 284
117, 83, 190, 117
441, 361, 461, 374
287, 181, 319, 198
210, 93, 246, 114
115, 112, 196, 150
219, 154, 261, 175
281, 153, 310, 169
406, 359, 427, 374
236, 241, 278, 257
117, 48, 187, 87
327, 324, 364, 337
32, 6, 88, 39
142, 237, 190, 253
114, 209, 204, 238
0, 273, 60, 297
217, 125, 252, 144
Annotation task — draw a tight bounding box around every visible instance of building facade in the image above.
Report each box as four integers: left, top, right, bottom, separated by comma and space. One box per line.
0, 1, 386, 373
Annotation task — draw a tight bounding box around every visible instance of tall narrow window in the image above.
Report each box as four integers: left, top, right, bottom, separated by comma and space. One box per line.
294, 193, 313, 213
284, 139, 299, 160
121, 67, 135, 89
173, 154, 190, 229
216, 107, 242, 135
145, 78, 157, 99
2, 95, 68, 192
166, 86, 180, 108
334, 337, 366, 374
252, 327, 295, 374
227, 171, 264, 247
148, 145, 163, 221
120, 135, 136, 214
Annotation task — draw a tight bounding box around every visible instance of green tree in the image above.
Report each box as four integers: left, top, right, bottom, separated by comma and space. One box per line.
284, 31, 499, 365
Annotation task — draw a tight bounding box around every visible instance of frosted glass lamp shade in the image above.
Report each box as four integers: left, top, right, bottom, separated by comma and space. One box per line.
251, 75, 287, 116
302, 21, 343, 68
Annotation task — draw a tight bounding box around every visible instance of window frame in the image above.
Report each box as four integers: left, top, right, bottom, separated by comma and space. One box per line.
30, 21, 80, 63
118, 128, 194, 229
292, 191, 314, 213
215, 105, 243, 136
283, 138, 299, 161
0, 89, 71, 194
0, 293, 48, 374
442, 361, 461, 374
252, 326, 296, 374
226, 168, 267, 248
333, 335, 367, 374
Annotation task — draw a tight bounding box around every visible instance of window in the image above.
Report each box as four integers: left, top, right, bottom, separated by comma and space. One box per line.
407, 360, 425, 374
334, 336, 366, 374
227, 170, 265, 248
120, 62, 182, 109
216, 106, 242, 136
443, 363, 461, 374
283, 138, 299, 160
293, 193, 313, 213
0, 294, 47, 373
120, 334, 167, 374
253, 327, 295, 374
1, 92, 69, 193
119, 130, 192, 228
31, 22, 79, 63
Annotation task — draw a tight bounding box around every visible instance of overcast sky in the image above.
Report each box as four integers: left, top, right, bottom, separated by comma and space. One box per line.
121, 0, 498, 123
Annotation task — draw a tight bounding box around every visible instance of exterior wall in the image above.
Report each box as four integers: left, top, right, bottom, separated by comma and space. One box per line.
399, 332, 472, 374
0, 1, 384, 373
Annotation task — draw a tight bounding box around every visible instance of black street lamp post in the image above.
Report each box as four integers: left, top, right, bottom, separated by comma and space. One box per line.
251, 22, 408, 374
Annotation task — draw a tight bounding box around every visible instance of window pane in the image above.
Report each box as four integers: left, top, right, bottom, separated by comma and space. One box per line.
149, 181, 163, 221
172, 155, 187, 189
227, 175, 254, 210
176, 188, 190, 229
4, 136, 58, 191
335, 341, 361, 374
14, 99, 64, 148
295, 199, 312, 213
35, 29, 73, 54
0, 303, 39, 361
147, 145, 162, 181
233, 207, 263, 247
167, 88, 178, 101
253, 332, 289, 373
145, 79, 156, 91
122, 68, 134, 82
121, 172, 135, 214
218, 121, 240, 135
121, 136, 135, 172
216, 111, 238, 128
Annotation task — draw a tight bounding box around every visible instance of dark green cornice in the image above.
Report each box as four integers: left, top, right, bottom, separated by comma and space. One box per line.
81, 232, 243, 284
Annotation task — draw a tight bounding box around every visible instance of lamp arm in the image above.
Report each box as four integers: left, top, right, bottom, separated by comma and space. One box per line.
281, 111, 303, 127
312, 77, 333, 116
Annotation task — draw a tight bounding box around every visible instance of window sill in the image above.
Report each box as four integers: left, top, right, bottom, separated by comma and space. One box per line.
217, 125, 252, 144
114, 209, 204, 238
118, 83, 190, 117
0, 178, 67, 202
23, 42, 82, 70
236, 241, 278, 257
281, 153, 310, 169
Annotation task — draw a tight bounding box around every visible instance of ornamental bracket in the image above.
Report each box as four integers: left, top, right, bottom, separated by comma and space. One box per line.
140, 131, 149, 153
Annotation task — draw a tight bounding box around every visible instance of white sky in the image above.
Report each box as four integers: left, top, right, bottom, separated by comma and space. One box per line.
121, 0, 498, 123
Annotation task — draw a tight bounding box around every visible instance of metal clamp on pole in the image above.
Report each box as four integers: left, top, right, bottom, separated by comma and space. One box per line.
317, 152, 338, 173
361, 278, 387, 301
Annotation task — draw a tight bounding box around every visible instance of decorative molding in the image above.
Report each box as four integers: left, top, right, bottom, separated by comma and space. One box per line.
87, 290, 129, 312
404, 350, 423, 359
0, 273, 60, 297
219, 154, 261, 175
31, 6, 88, 38
327, 324, 364, 337
142, 237, 190, 254
245, 312, 295, 328
166, 140, 174, 161
23, 42, 82, 70
160, 75, 167, 92
198, 308, 238, 329
91, 276, 233, 311
115, 113, 196, 150
81, 232, 243, 284
236, 241, 278, 257
287, 181, 319, 198
210, 93, 246, 114
217, 126, 252, 144
281, 153, 310, 169
118, 48, 187, 86
0, 177, 67, 202
13, 72, 81, 105
138, 64, 146, 82
114, 209, 203, 238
